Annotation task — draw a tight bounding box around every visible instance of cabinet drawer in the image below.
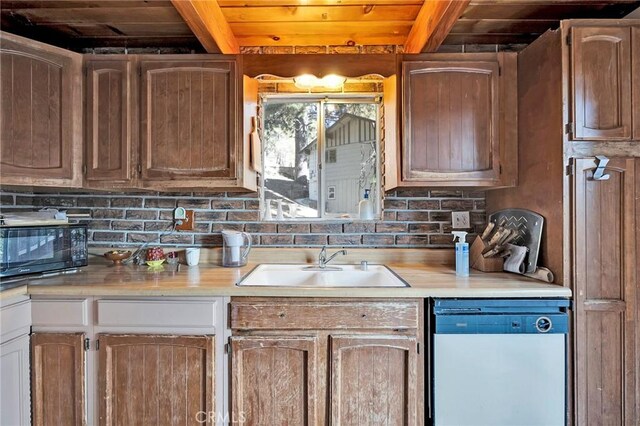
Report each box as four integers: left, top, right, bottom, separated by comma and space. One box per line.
230, 300, 420, 330
32, 299, 88, 327
0, 299, 31, 341
96, 299, 217, 329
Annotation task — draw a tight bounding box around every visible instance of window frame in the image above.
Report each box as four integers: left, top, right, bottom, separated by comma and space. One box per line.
260, 93, 382, 220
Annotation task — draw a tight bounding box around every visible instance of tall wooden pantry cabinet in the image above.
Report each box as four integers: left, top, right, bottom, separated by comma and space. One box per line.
487, 19, 640, 425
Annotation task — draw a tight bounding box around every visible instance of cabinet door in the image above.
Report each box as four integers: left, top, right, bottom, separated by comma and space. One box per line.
1, 335, 31, 425
573, 158, 637, 425
402, 61, 500, 184
85, 58, 136, 184
31, 333, 86, 426
572, 27, 632, 140
140, 59, 237, 181
329, 335, 419, 425
231, 336, 319, 425
0, 33, 82, 186
97, 334, 214, 425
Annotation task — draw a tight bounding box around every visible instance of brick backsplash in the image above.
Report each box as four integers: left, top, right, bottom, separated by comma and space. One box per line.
0, 189, 487, 248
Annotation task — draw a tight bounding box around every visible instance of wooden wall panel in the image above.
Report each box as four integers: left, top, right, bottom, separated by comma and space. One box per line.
231, 336, 318, 425
140, 59, 237, 181
98, 334, 214, 426
330, 335, 418, 426
486, 30, 565, 283
572, 26, 632, 140
574, 158, 637, 425
31, 333, 85, 426
633, 27, 640, 140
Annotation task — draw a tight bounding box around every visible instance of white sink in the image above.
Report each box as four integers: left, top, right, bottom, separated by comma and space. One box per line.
236, 264, 409, 288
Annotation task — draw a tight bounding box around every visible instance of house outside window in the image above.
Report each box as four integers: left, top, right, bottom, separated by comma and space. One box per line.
261, 96, 380, 219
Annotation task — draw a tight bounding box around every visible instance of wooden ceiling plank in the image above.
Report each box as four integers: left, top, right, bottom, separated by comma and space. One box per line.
218, 0, 424, 5
231, 21, 413, 36
221, 5, 421, 23
404, 0, 471, 53
461, 3, 640, 19
3, 7, 185, 25
170, 0, 239, 53
236, 33, 407, 46
443, 33, 540, 44
0, 1, 175, 9
450, 18, 559, 34
466, 0, 638, 4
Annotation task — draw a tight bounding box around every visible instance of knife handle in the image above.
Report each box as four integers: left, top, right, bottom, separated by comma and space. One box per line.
480, 222, 495, 241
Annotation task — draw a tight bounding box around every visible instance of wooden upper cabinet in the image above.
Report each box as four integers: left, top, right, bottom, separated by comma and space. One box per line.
571, 27, 632, 140
85, 57, 136, 186
98, 334, 214, 426
139, 58, 238, 184
401, 54, 516, 187
231, 335, 319, 425
330, 335, 419, 425
0, 32, 82, 187
31, 333, 86, 426
573, 158, 637, 425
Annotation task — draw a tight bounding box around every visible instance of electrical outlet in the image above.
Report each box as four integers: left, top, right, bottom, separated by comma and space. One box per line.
452, 211, 470, 229
175, 209, 194, 231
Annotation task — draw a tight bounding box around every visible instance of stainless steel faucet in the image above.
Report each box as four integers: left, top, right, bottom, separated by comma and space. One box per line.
318, 246, 347, 269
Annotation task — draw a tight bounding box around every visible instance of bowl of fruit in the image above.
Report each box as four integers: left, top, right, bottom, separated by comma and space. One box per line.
104, 250, 132, 265
145, 247, 165, 267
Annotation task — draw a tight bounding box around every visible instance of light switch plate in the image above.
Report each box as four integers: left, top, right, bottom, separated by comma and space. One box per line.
452, 211, 470, 229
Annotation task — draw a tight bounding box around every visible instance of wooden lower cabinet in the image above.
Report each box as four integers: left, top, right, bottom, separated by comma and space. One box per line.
573, 158, 638, 425
231, 336, 319, 425
229, 298, 424, 425
330, 335, 418, 425
97, 334, 215, 426
31, 333, 86, 426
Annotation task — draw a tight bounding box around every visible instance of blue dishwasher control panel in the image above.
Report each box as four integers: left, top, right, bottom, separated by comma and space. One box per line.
433, 298, 570, 334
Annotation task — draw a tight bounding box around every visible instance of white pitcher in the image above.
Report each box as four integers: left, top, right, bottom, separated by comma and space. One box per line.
221, 230, 252, 267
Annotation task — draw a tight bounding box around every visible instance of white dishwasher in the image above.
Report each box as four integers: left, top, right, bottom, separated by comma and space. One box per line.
432, 299, 569, 426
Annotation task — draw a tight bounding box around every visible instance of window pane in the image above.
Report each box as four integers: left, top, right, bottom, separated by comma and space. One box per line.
263, 101, 319, 218
323, 103, 378, 217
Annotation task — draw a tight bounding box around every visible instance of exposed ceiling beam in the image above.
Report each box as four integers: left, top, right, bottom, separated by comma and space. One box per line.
404, 0, 471, 53
171, 0, 239, 53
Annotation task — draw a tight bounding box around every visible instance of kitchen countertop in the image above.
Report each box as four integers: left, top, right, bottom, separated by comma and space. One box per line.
16, 258, 571, 298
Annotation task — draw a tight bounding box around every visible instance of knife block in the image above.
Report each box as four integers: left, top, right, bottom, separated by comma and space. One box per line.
469, 236, 504, 272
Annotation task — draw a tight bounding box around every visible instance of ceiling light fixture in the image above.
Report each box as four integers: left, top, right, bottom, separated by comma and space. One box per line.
293, 73, 347, 90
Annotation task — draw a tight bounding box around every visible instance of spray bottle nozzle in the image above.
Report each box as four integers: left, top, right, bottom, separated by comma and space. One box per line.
452, 231, 468, 243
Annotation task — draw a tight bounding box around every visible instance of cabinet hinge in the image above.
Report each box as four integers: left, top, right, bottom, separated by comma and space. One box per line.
82, 164, 87, 175
499, 164, 503, 175
498, 66, 502, 77
564, 122, 574, 135
417, 342, 420, 354
96, 339, 100, 351
224, 343, 230, 354
566, 160, 575, 176
137, 164, 142, 175
84, 338, 90, 351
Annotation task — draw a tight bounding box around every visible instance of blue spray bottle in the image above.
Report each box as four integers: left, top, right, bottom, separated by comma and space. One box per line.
452, 231, 469, 277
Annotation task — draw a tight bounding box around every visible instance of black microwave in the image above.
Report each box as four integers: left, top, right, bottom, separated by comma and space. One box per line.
0, 224, 88, 278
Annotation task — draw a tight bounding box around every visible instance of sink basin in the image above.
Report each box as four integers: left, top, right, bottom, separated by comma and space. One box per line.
237, 264, 409, 288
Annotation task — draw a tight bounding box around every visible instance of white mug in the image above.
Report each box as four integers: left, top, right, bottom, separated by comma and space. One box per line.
185, 247, 201, 266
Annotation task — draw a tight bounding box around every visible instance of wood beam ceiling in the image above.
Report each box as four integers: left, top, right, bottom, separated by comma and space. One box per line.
171, 0, 239, 53
404, 0, 471, 53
